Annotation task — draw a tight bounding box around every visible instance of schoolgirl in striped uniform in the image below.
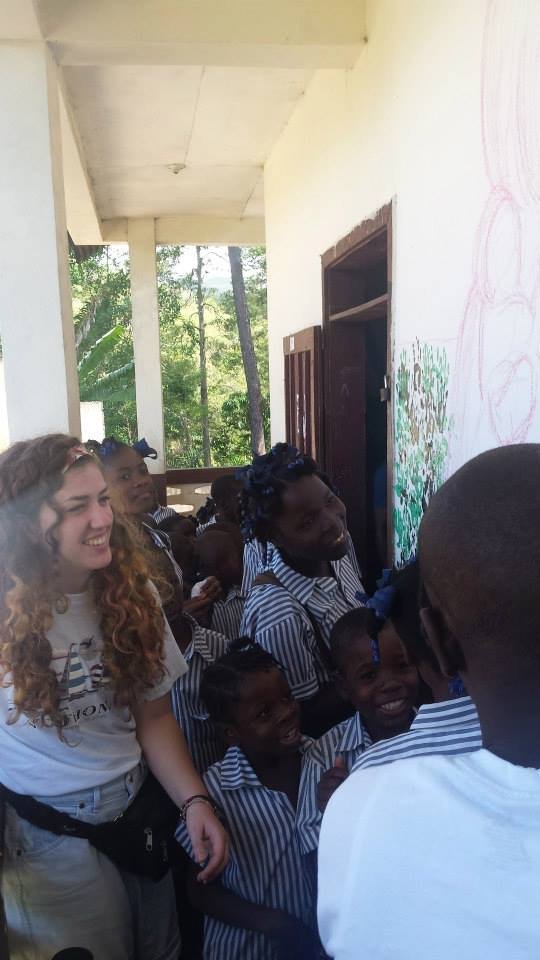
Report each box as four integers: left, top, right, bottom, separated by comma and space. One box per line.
238, 443, 365, 737
350, 559, 482, 772
177, 641, 322, 960
299, 598, 419, 853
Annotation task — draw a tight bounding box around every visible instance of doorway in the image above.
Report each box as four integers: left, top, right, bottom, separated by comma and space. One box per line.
321, 204, 393, 590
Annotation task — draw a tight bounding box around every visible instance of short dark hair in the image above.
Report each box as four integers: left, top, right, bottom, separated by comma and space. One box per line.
419, 444, 540, 662
210, 475, 241, 506
200, 639, 281, 724
330, 607, 379, 673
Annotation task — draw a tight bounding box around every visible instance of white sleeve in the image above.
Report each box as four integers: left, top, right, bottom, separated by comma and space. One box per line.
143, 583, 188, 700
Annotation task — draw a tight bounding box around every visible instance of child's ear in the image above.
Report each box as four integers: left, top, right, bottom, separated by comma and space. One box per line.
420, 605, 466, 677
217, 720, 241, 747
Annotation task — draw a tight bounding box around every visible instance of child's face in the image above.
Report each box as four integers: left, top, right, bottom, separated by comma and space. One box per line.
226, 668, 301, 759
339, 622, 419, 741
272, 474, 348, 562
104, 448, 157, 516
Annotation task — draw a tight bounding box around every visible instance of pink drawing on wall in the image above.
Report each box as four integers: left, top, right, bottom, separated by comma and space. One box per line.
452, 0, 540, 464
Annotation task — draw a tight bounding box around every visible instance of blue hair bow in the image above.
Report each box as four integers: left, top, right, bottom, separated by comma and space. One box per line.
133, 438, 157, 459
98, 437, 121, 459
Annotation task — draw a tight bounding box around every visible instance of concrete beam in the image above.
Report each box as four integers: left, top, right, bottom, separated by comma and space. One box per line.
52, 41, 364, 70
0, 0, 41, 40
103, 215, 265, 246
39, 0, 365, 68
58, 76, 103, 244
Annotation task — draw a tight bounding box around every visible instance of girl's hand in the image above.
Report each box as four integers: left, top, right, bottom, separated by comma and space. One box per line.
316, 755, 348, 813
186, 801, 229, 883
197, 576, 222, 603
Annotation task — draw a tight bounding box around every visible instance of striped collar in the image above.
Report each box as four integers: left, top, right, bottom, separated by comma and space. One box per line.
220, 738, 314, 791
410, 696, 478, 730
339, 712, 373, 754
268, 546, 357, 607
182, 614, 220, 664
222, 585, 245, 603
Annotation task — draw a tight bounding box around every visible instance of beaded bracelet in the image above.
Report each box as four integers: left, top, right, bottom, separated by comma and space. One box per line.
179, 794, 218, 822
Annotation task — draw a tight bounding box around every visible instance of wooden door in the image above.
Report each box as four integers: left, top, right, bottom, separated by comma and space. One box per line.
323, 321, 367, 572
283, 326, 322, 460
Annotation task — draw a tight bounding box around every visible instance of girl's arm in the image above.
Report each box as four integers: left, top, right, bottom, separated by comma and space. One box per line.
186, 863, 319, 958
133, 693, 229, 882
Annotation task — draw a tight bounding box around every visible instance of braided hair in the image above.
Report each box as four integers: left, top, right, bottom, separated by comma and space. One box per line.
86, 436, 157, 464
200, 638, 282, 725
236, 443, 318, 542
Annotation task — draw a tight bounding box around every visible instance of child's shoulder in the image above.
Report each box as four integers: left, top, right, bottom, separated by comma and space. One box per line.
309, 713, 364, 768
244, 583, 310, 628
187, 621, 230, 660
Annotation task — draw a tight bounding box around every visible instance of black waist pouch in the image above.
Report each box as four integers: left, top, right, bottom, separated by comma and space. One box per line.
1, 773, 179, 881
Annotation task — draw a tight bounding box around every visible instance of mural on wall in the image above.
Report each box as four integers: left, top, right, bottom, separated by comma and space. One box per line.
394, 340, 453, 565
452, 0, 540, 468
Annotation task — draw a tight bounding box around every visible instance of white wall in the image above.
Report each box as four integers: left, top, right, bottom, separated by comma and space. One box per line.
264, 0, 540, 559
80, 401, 105, 444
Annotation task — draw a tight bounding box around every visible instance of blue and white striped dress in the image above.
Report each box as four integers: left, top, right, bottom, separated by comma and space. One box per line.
350, 696, 482, 772
241, 533, 360, 596
210, 587, 245, 641
240, 547, 364, 701
150, 504, 178, 525
297, 712, 373, 854
170, 616, 229, 773
177, 740, 317, 960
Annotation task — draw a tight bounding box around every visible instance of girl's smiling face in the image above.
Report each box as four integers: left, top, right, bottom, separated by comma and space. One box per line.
39, 461, 113, 593
271, 474, 348, 562
339, 622, 419, 741
103, 447, 157, 516
225, 668, 302, 759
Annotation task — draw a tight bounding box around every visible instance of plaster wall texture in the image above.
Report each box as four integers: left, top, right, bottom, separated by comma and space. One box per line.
264, 0, 540, 558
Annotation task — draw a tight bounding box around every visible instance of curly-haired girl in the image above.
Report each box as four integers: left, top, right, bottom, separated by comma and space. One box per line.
0, 434, 228, 960
238, 443, 365, 738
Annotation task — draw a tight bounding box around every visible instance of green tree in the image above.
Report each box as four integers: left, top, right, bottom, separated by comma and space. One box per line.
71, 244, 270, 465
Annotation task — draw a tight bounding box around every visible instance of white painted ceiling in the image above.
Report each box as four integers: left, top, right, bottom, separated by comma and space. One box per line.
3, 0, 365, 241
63, 63, 312, 221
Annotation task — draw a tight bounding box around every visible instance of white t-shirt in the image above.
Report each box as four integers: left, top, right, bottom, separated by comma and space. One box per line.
318, 749, 540, 960
0, 588, 187, 796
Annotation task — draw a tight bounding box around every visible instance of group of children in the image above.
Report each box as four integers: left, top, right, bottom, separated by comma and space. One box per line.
81, 437, 491, 960
3, 431, 536, 960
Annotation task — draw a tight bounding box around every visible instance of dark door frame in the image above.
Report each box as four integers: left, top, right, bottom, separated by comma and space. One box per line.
321, 201, 394, 567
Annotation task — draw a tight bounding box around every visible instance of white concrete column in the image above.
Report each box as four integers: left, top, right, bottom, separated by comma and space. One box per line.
128, 218, 165, 473
0, 43, 81, 442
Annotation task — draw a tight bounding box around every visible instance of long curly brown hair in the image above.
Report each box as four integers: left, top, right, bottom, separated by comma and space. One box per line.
0, 433, 168, 732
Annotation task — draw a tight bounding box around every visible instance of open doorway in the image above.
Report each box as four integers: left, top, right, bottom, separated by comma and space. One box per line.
321, 204, 393, 591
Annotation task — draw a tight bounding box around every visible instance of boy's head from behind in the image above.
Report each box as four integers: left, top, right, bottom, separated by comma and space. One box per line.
419, 444, 540, 737
200, 639, 301, 759
210, 475, 242, 525
196, 528, 243, 589
330, 608, 418, 742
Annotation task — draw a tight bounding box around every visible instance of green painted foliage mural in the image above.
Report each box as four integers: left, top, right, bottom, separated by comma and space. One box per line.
394, 340, 453, 564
